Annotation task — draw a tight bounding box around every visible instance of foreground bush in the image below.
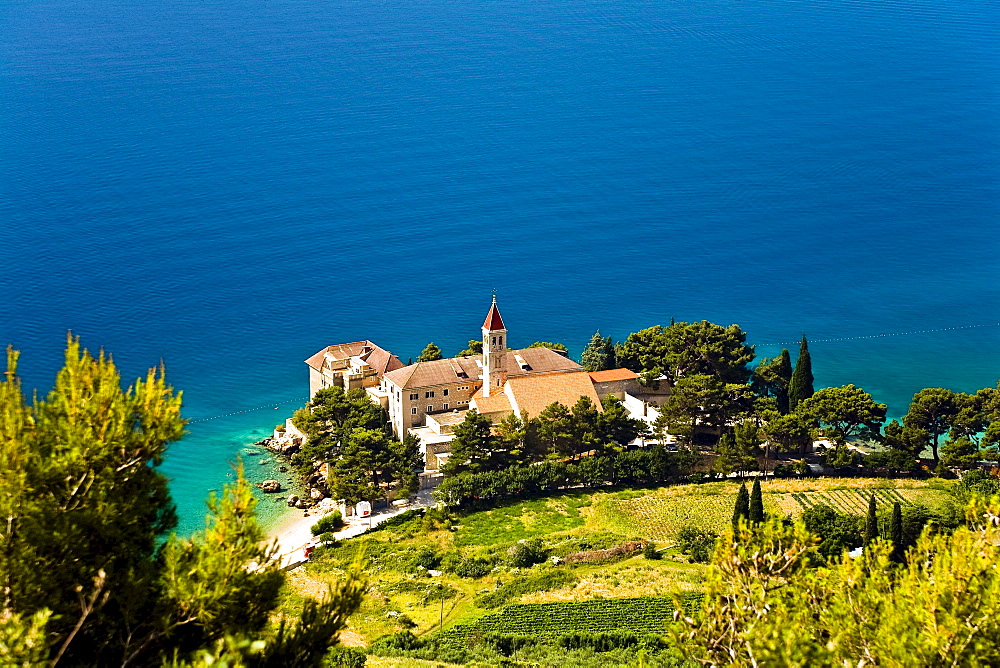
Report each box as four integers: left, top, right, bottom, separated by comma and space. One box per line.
672, 499, 1000, 665
0, 340, 364, 666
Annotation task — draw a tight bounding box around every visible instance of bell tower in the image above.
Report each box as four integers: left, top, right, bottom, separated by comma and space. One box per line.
481, 296, 508, 397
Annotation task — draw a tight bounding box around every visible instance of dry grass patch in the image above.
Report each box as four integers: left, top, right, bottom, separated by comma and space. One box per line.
522, 557, 708, 602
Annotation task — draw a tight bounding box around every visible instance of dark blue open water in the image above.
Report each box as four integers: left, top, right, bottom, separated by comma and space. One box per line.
2, 0, 998, 535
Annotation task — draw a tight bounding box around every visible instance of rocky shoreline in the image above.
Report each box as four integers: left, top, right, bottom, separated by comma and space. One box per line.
251, 423, 333, 514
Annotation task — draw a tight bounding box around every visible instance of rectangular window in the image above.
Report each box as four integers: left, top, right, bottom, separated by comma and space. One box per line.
427, 405, 433, 413
409, 393, 418, 400
425, 391, 435, 398
443, 403, 449, 410
443, 389, 449, 396
411, 407, 417, 414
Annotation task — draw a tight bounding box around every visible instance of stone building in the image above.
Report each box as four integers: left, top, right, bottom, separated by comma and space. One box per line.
303, 298, 662, 472
380, 298, 581, 440
304, 340, 403, 397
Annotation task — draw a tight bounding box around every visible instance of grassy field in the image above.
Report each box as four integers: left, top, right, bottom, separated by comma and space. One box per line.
588, 478, 954, 543
433, 595, 703, 648
283, 476, 955, 650
453, 495, 589, 546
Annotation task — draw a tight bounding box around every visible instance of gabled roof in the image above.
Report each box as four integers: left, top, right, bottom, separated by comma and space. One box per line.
304, 340, 402, 376
483, 298, 506, 331
472, 392, 513, 416
504, 370, 603, 419
384, 355, 483, 389
387, 347, 582, 390
588, 368, 639, 383
506, 346, 581, 378
366, 346, 405, 375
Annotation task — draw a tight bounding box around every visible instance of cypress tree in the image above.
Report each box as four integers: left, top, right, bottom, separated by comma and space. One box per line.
775, 348, 793, 414
733, 482, 750, 531
749, 478, 765, 523
788, 335, 815, 411
864, 494, 879, 546
890, 501, 903, 562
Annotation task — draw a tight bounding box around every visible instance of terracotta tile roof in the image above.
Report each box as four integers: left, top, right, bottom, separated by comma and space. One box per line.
483, 298, 506, 331
304, 341, 402, 376
384, 355, 482, 389
366, 346, 405, 375
386, 347, 581, 390
588, 368, 639, 383
472, 392, 512, 416
505, 370, 603, 420
506, 347, 581, 377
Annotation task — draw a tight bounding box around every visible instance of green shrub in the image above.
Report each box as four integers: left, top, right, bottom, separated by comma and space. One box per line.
455, 556, 494, 578
411, 545, 441, 570
311, 510, 344, 536
325, 644, 366, 667
801, 503, 862, 563
772, 463, 795, 478
318, 532, 339, 547
370, 631, 424, 652
507, 538, 547, 568
677, 525, 718, 563
364, 508, 425, 535
643, 542, 661, 560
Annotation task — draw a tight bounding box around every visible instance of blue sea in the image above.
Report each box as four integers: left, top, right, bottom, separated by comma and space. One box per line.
2, 0, 998, 536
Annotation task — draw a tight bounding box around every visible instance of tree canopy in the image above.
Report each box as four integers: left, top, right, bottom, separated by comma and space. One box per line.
753, 349, 792, 414
528, 341, 569, 352
672, 498, 1000, 665
617, 321, 755, 385
581, 331, 616, 372
903, 387, 961, 462
797, 384, 886, 445
455, 339, 483, 357
417, 342, 443, 362
292, 387, 419, 504
0, 340, 364, 666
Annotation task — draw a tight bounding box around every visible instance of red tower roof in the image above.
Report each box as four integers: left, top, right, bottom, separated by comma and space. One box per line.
483, 297, 506, 331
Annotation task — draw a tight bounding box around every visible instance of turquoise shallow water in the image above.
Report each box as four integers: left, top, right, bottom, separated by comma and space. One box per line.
2, 0, 998, 536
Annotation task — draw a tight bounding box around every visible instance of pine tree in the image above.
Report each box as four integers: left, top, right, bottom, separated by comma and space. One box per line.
753, 349, 794, 414
749, 478, 765, 523
788, 335, 815, 411
0, 339, 365, 665
864, 494, 879, 546
733, 483, 750, 531
417, 342, 443, 362
582, 330, 611, 371
890, 501, 904, 562
441, 409, 496, 476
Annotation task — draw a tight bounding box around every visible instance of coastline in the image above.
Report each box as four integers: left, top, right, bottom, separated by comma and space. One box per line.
267, 488, 439, 568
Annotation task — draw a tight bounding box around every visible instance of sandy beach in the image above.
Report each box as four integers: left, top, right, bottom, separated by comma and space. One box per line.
268, 488, 439, 568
